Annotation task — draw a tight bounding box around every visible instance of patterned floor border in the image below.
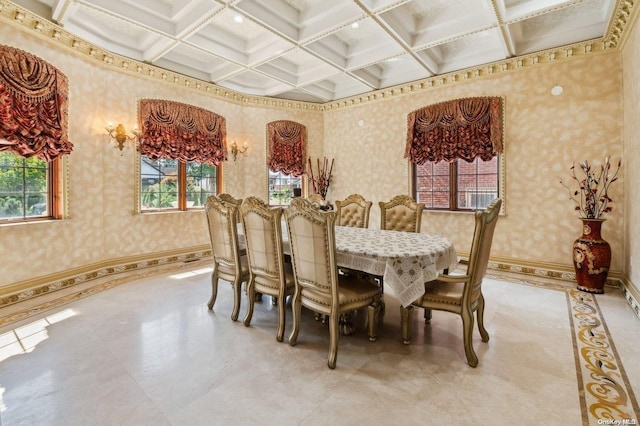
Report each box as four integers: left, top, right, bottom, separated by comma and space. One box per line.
1, 262, 639, 425
567, 289, 640, 425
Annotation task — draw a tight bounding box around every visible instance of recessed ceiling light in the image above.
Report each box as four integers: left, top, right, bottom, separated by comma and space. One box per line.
234, 15, 243, 23
351, 22, 359, 29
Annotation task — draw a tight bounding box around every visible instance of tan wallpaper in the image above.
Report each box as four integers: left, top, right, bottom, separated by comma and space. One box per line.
323, 53, 625, 271
622, 15, 640, 293
0, 26, 321, 287
0, 19, 630, 290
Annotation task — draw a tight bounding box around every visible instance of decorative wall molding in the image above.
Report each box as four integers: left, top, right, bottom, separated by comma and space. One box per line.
0, 245, 211, 309
486, 255, 623, 287
0, 0, 637, 112
484, 257, 640, 322
620, 274, 640, 321
3, 248, 637, 324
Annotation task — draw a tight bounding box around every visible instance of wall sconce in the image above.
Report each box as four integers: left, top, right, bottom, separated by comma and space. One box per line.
230, 140, 248, 162
106, 122, 138, 151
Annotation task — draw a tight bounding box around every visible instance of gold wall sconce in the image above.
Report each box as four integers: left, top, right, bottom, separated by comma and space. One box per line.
106, 122, 138, 151
230, 140, 248, 162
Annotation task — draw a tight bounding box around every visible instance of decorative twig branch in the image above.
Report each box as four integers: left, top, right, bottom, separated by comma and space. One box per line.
559, 156, 621, 219
308, 156, 334, 199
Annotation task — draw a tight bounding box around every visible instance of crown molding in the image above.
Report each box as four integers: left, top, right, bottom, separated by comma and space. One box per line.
0, 0, 324, 112
0, 0, 637, 112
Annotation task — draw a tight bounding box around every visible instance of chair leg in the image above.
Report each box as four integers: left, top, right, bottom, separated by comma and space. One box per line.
276, 293, 286, 342
462, 308, 479, 367
424, 308, 432, 323
328, 312, 340, 369
400, 305, 414, 344
477, 294, 490, 342
231, 278, 243, 321
367, 302, 381, 342
207, 269, 219, 310
243, 278, 256, 327
339, 311, 355, 336
288, 289, 301, 346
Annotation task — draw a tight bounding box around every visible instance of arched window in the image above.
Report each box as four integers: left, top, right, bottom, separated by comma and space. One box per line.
266, 120, 306, 206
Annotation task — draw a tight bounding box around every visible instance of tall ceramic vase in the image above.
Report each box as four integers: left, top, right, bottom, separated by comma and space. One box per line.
573, 219, 611, 294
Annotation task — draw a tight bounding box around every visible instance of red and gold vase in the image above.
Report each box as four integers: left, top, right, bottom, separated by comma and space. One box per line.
573, 219, 611, 294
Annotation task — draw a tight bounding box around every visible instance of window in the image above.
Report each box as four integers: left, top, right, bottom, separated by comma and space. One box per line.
140, 156, 219, 211
269, 170, 301, 206
414, 156, 499, 210
0, 152, 60, 222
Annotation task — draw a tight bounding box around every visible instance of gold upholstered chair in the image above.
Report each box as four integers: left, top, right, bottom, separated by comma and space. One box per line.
204, 195, 249, 321
379, 195, 425, 233
239, 196, 295, 342
307, 193, 325, 206
335, 194, 372, 228
219, 193, 243, 226
218, 192, 243, 207
285, 198, 383, 369
400, 198, 502, 367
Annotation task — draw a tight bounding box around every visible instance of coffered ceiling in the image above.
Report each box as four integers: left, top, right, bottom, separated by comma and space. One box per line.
9, 0, 621, 103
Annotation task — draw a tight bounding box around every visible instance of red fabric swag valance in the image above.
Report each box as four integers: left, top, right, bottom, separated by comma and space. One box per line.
267, 120, 307, 177
405, 97, 503, 164
137, 99, 227, 166
0, 45, 73, 161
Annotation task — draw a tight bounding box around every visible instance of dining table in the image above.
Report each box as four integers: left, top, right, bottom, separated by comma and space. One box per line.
239, 223, 458, 308
331, 226, 458, 307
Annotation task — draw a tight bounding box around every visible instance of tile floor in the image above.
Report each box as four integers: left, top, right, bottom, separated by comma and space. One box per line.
0, 263, 638, 425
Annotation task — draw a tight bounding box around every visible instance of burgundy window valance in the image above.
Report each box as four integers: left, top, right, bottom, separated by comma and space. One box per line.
267, 120, 307, 177
405, 97, 503, 164
0, 45, 73, 162
137, 99, 227, 166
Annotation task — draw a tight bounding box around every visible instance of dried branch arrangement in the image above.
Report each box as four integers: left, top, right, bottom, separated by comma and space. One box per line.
308, 157, 334, 199
559, 156, 621, 219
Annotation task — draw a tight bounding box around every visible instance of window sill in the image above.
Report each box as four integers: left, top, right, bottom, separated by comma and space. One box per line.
424, 209, 506, 216
138, 209, 204, 215
0, 218, 64, 227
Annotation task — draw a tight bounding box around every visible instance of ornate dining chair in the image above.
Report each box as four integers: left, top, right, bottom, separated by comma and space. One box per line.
219, 193, 244, 226
218, 193, 243, 207
335, 194, 372, 228
239, 196, 295, 342
307, 193, 324, 206
379, 195, 425, 233
284, 198, 383, 369
204, 195, 249, 321
400, 198, 502, 367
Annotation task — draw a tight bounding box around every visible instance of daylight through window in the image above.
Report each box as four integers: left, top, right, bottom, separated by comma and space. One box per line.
414, 156, 499, 210
0, 152, 56, 222
140, 156, 218, 211
269, 170, 301, 206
